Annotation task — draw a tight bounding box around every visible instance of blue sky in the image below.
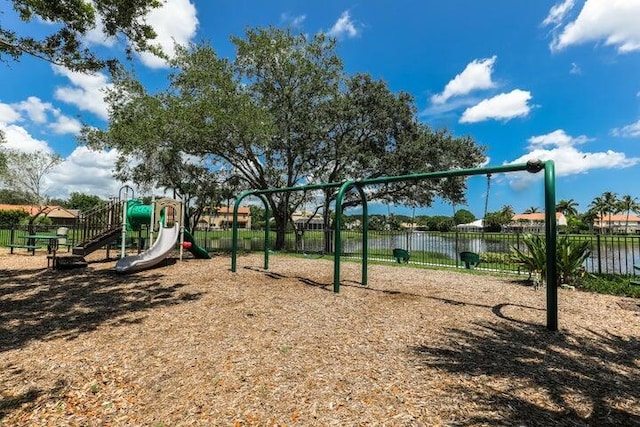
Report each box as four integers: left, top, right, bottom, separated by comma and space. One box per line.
1, 0, 639, 218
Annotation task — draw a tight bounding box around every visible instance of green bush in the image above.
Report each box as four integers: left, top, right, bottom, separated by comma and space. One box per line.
479, 252, 510, 264
579, 274, 640, 298
0, 209, 29, 225
509, 234, 590, 287
19, 215, 52, 226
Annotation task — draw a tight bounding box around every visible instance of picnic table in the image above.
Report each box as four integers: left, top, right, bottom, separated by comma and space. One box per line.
7, 234, 60, 256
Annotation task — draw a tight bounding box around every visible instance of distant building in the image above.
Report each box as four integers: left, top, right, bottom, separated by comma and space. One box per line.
292, 210, 324, 230
506, 212, 567, 233
0, 204, 79, 226
456, 219, 484, 231
594, 214, 640, 234
196, 206, 252, 230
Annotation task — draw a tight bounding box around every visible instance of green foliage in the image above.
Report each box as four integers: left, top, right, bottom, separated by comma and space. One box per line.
453, 209, 475, 225
0, 188, 36, 204
479, 252, 511, 264
579, 274, 640, 298
1, 0, 163, 72
84, 27, 486, 250
484, 205, 515, 232
510, 234, 548, 285
556, 236, 590, 286
249, 205, 266, 230
0, 209, 29, 225
66, 192, 106, 212
20, 214, 51, 226
510, 234, 591, 287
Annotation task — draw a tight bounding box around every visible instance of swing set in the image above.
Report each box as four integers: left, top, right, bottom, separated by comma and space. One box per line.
231, 160, 560, 331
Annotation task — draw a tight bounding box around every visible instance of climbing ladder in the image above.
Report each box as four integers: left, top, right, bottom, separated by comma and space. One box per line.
71, 198, 123, 256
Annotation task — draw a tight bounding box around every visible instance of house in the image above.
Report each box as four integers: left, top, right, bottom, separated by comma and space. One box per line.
0, 204, 79, 226
593, 214, 640, 234
507, 212, 567, 233
456, 219, 484, 231
292, 210, 325, 230
196, 206, 252, 230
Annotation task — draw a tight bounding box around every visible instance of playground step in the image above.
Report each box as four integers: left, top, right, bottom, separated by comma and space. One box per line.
52, 255, 88, 269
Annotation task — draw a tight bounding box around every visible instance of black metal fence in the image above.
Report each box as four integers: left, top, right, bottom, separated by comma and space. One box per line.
2, 224, 638, 276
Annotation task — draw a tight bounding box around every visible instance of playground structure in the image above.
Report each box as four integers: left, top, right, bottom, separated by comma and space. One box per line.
230, 160, 559, 331
69, 190, 209, 272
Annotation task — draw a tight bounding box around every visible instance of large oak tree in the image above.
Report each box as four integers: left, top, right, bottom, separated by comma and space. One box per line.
84, 27, 487, 249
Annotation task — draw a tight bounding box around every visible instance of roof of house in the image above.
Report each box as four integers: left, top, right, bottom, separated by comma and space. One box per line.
595, 214, 640, 222
510, 212, 567, 226
511, 212, 565, 221
215, 206, 250, 214
0, 204, 79, 218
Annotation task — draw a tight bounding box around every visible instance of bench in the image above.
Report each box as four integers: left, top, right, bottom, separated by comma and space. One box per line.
6, 244, 43, 255
393, 248, 410, 263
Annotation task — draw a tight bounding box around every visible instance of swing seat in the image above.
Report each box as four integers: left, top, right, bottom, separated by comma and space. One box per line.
393, 248, 410, 263
460, 251, 481, 269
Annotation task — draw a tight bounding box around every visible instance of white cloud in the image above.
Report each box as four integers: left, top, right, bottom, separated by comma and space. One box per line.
14, 96, 52, 123
52, 66, 111, 120
611, 119, 640, 137
528, 129, 591, 148
48, 113, 83, 135
460, 89, 533, 123
0, 102, 22, 124
549, 0, 640, 53
506, 129, 640, 189
47, 147, 122, 199
137, 0, 199, 68
0, 123, 51, 153
327, 11, 358, 39
542, 0, 576, 27
431, 56, 498, 105
281, 13, 306, 28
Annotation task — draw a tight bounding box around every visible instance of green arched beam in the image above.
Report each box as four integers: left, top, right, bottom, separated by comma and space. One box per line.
333, 160, 557, 331
231, 181, 365, 273
231, 160, 557, 331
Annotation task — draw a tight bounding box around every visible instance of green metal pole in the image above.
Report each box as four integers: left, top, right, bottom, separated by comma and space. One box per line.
544, 161, 558, 331
333, 180, 355, 293
231, 190, 254, 272
356, 185, 369, 287
259, 195, 270, 270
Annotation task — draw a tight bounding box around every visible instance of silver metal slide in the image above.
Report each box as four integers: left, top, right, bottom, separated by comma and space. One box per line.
115, 223, 180, 273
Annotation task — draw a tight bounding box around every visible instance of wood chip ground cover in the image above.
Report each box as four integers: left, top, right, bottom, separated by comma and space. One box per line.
1, 250, 638, 426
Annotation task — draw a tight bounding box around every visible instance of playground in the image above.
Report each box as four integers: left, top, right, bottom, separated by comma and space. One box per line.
1, 250, 638, 425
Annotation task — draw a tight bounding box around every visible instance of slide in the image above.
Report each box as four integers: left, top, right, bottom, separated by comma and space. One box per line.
115, 223, 180, 273
183, 229, 211, 259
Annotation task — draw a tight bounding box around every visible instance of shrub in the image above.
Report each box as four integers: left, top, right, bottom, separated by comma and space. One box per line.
509, 234, 590, 287
0, 209, 29, 225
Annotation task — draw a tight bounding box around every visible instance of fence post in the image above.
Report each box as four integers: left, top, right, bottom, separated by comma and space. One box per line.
596, 234, 602, 275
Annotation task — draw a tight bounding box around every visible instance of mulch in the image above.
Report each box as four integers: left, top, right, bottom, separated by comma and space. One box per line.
1, 249, 639, 426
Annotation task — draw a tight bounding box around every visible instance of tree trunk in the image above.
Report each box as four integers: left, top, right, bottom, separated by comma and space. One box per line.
274, 213, 288, 250
322, 197, 333, 254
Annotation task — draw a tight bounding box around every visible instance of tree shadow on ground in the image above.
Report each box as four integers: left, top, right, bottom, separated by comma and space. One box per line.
0, 266, 203, 352
411, 322, 640, 426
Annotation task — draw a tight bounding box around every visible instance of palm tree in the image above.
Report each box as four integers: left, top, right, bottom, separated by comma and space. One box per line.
523, 206, 540, 214
581, 209, 599, 232
618, 195, 640, 234
589, 192, 619, 234
556, 199, 579, 216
